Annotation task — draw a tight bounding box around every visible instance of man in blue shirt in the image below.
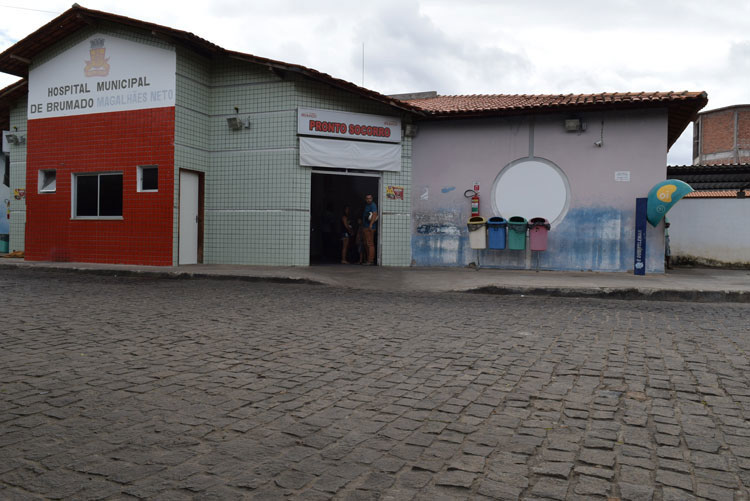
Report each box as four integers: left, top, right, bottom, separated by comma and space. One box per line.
362, 194, 378, 265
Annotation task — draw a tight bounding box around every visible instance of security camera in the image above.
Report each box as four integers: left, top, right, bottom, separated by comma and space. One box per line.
594, 140, 603, 147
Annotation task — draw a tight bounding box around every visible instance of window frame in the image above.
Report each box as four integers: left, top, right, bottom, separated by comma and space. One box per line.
71, 171, 124, 220
137, 165, 159, 193
38, 169, 57, 193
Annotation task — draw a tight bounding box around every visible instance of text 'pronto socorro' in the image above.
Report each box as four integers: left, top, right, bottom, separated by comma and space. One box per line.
308, 120, 392, 138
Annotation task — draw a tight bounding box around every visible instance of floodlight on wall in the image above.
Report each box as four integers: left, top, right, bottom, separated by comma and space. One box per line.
4, 133, 25, 145
227, 117, 250, 131
404, 124, 418, 138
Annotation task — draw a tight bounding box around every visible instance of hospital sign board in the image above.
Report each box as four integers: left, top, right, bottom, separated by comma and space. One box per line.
298, 108, 401, 143
28, 34, 176, 120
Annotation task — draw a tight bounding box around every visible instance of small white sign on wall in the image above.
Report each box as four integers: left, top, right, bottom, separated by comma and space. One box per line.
615, 171, 631, 182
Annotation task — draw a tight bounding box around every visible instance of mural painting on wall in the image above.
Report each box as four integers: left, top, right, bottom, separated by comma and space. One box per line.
386, 186, 404, 200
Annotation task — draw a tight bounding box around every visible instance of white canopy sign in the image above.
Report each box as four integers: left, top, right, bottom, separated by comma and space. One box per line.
300, 137, 401, 171
28, 34, 176, 120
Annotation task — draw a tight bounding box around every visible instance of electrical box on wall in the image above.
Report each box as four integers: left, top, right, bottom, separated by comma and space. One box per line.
565, 119, 586, 132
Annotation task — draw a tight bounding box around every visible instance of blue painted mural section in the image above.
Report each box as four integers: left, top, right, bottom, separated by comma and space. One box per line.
412, 206, 665, 272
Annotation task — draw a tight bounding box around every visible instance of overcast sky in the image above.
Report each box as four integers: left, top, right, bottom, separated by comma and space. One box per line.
2, 0, 748, 164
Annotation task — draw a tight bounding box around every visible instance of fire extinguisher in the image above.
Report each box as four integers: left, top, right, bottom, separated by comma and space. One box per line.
464, 189, 480, 216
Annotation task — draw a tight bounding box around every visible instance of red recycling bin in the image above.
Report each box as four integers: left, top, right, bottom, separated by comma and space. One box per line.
529, 217, 550, 251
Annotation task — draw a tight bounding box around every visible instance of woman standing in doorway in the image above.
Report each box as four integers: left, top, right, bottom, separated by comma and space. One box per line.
340, 206, 354, 264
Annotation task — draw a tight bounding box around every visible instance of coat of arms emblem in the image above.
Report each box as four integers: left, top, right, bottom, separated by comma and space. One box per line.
84, 38, 110, 77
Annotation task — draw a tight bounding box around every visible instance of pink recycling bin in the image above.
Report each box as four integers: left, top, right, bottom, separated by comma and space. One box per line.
528, 217, 550, 251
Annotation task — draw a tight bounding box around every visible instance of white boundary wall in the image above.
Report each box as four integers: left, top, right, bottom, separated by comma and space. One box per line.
669, 198, 750, 265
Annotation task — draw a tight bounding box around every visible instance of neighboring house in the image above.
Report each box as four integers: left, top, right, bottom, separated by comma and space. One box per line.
667, 164, 750, 267
403, 92, 706, 272
666, 105, 750, 267
692, 104, 750, 165
0, 6, 708, 272
1, 79, 24, 245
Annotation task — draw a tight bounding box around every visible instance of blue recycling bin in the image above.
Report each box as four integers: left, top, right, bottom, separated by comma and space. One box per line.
487, 217, 507, 249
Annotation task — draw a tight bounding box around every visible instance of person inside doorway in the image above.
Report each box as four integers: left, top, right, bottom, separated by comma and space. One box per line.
354, 218, 364, 264
340, 205, 353, 264
321, 203, 336, 262
362, 194, 378, 265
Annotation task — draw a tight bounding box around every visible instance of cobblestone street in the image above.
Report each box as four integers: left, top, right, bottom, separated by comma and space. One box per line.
1, 268, 749, 500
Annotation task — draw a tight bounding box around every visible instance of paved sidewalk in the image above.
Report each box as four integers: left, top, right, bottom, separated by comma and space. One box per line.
1, 259, 749, 302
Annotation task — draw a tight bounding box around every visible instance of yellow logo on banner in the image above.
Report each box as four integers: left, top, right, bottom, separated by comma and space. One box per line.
84, 39, 110, 77
656, 184, 677, 203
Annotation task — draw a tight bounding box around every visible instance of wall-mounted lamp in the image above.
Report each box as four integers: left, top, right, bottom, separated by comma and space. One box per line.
227, 117, 250, 131
4, 133, 25, 145
404, 124, 418, 138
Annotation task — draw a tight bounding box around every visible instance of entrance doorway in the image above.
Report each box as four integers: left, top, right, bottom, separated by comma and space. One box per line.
310, 171, 379, 265
179, 169, 204, 265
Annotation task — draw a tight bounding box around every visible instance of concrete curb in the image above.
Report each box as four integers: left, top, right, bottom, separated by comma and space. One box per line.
466, 285, 750, 303
0, 262, 325, 286
2, 261, 748, 302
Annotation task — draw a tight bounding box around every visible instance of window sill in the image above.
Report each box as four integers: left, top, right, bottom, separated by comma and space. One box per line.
71, 216, 124, 220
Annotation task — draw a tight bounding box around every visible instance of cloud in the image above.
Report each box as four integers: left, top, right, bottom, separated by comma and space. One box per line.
0, 0, 747, 163
729, 41, 750, 71
351, 1, 531, 94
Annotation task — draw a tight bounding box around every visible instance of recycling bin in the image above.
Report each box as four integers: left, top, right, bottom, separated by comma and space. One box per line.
529, 217, 551, 251
467, 216, 487, 249
507, 216, 528, 250
487, 217, 507, 249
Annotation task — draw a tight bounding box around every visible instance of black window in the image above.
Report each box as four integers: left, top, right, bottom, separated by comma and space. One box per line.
140, 166, 158, 191
75, 173, 123, 217
39, 169, 57, 193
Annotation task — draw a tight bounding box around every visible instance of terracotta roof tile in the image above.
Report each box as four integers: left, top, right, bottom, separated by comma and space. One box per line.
405, 92, 707, 148
684, 190, 748, 198
404, 91, 705, 113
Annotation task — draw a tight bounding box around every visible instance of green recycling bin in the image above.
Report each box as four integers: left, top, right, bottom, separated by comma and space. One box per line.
507, 216, 528, 250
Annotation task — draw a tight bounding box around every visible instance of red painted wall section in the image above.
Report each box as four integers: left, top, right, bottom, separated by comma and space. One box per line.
25, 107, 175, 265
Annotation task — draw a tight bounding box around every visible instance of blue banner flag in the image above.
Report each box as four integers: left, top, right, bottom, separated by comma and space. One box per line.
634, 197, 647, 275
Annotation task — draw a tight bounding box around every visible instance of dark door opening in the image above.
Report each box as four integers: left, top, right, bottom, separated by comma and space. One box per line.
311, 172, 379, 265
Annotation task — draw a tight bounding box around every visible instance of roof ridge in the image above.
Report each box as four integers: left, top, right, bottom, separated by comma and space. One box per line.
413, 90, 707, 100
0, 5, 425, 115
